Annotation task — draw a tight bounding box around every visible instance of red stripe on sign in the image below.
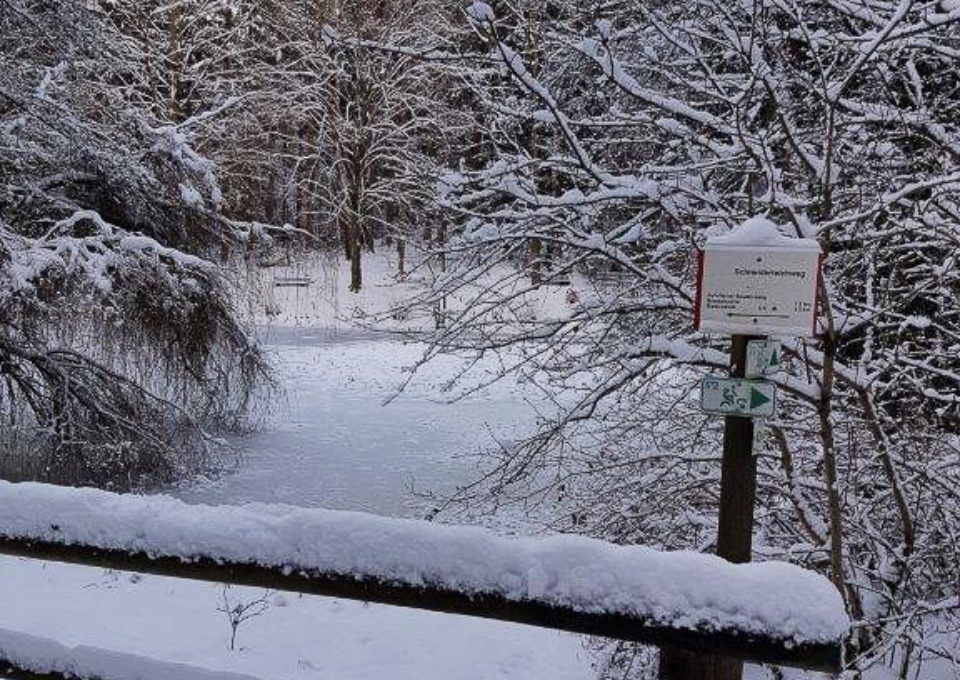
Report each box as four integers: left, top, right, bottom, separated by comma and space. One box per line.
693, 248, 705, 330
813, 251, 825, 336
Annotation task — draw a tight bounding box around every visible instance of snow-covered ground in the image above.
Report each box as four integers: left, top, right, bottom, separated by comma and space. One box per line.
0, 251, 600, 680
0, 556, 593, 680
0, 331, 594, 680
232, 244, 580, 332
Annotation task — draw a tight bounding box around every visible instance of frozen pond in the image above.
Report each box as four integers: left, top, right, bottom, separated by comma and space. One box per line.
0, 328, 594, 680
176, 327, 538, 517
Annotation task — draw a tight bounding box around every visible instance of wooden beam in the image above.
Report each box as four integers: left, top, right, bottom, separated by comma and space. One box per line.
0, 535, 843, 674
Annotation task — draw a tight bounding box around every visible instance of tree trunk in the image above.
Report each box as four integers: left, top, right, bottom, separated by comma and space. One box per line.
341, 217, 352, 260
529, 237, 542, 285
348, 216, 362, 292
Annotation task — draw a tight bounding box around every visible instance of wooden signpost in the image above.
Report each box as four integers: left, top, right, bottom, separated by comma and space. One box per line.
660, 218, 822, 680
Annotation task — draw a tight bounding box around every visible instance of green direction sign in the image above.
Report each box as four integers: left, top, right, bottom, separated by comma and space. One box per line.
745, 339, 783, 379
700, 376, 777, 417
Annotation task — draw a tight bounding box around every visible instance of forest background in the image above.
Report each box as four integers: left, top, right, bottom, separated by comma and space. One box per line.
1, 0, 959, 677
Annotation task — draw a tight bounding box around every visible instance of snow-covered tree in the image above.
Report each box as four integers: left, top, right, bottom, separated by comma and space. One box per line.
111, 0, 454, 290
0, 0, 269, 486
400, 1, 960, 675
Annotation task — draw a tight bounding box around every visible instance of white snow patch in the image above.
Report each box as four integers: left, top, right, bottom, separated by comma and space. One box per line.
0, 627, 261, 680
119, 234, 211, 270
180, 183, 204, 206
595, 19, 612, 39
467, 2, 494, 23
707, 217, 821, 250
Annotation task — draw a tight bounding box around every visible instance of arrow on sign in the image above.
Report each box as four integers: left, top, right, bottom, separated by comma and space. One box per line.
750, 387, 771, 410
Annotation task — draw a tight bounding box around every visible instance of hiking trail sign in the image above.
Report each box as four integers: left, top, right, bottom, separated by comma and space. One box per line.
694, 233, 823, 338
745, 339, 783, 379
672, 220, 823, 680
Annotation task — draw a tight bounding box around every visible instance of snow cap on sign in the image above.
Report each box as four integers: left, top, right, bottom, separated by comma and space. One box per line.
706, 217, 821, 251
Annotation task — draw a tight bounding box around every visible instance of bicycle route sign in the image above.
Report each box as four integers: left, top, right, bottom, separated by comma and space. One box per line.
700, 376, 777, 418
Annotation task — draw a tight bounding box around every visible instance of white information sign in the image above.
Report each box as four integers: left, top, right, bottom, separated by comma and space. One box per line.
695, 246, 822, 337
700, 376, 777, 418
746, 339, 783, 379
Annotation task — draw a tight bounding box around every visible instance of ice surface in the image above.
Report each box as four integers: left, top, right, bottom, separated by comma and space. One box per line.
175, 335, 541, 515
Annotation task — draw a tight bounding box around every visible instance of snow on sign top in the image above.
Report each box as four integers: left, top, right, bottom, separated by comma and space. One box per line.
706, 217, 820, 250
696, 218, 823, 337
0, 481, 848, 646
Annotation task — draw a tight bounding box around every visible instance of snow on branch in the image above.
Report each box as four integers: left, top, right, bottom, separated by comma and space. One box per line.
2, 209, 212, 297
319, 23, 467, 63
0, 207, 269, 487
0, 481, 848, 648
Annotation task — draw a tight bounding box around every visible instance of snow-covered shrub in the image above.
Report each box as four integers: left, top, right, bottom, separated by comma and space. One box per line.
0, 0, 270, 487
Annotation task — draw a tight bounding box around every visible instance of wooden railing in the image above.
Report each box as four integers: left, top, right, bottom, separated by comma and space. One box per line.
0, 486, 845, 680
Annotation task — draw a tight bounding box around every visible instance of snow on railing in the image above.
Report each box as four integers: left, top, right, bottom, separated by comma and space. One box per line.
0, 482, 848, 676
0, 627, 261, 680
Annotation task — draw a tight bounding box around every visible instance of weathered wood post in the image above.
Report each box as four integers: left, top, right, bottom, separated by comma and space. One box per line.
710, 333, 760, 680
659, 335, 759, 680
716, 333, 759, 566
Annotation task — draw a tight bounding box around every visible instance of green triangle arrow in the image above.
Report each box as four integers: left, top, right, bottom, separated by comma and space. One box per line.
750, 387, 771, 410
769, 349, 780, 367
